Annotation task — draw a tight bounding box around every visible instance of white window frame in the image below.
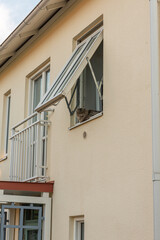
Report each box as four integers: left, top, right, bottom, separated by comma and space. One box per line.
69, 26, 103, 127
4, 93, 11, 155
74, 217, 84, 240
28, 64, 50, 115
36, 27, 103, 112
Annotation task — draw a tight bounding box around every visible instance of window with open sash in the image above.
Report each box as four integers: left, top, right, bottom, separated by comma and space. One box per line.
71, 39, 103, 125
36, 28, 103, 126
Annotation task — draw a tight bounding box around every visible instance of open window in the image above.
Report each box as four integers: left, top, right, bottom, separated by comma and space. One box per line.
71, 38, 103, 125
36, 28, 103, 126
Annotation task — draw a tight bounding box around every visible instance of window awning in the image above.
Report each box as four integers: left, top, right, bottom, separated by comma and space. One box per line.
35, 28, 103, 112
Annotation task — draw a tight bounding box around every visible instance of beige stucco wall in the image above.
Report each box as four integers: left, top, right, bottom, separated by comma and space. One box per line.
0, 0, 153, 239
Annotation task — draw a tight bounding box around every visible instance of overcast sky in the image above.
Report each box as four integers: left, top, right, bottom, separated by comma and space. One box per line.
0, 0, 40, 44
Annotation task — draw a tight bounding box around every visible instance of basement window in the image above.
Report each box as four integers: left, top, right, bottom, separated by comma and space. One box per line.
36, 28, 103, 127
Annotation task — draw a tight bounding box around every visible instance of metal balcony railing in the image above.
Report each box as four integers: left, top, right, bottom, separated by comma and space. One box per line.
10, 112, 50, 182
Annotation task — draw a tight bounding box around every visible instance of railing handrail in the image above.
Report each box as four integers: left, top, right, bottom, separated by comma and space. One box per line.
10, 120, 51, 139
12, 112, 38, 130
10, 120, 40, 139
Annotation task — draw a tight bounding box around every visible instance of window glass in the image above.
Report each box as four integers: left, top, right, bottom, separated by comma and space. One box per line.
74, 40, 103, 124
23, 209, 39, 226
23, 229, 38, 240
78, 41, 103, 111
30, 67, 50, 114
5, 94, 11, 153
33, 76, 42, 111
45, 70, 50, 92
75, 219, 84, 240
81, 222, 84, 240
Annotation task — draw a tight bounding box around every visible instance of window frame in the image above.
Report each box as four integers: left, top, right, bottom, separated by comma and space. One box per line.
70, 26, 103, 127
74, 217, 84, 240
4, 93, 11, 155
28, 64, 50, 115
36, 27, 103, 112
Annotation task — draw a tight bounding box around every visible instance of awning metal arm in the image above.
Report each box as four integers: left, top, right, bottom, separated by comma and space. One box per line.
65, 79, 80, 116
86, 57, 103, 100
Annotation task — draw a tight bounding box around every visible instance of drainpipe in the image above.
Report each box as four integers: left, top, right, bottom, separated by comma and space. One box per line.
150, 0, 160, 239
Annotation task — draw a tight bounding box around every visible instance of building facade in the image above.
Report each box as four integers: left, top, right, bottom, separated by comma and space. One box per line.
0, 0, 158, 239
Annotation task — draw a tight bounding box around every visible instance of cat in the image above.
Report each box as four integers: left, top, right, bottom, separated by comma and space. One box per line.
76, 108, 100, 123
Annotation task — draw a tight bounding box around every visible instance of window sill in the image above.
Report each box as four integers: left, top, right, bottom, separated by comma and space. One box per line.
69, 112, 103, 130
0, 154, 8, 162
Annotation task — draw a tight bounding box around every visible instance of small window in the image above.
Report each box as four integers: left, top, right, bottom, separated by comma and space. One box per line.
5, 93, 11, 154
74, 218, 84, 240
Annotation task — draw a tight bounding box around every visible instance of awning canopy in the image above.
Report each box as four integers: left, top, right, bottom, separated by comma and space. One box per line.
36, 28, 103, 112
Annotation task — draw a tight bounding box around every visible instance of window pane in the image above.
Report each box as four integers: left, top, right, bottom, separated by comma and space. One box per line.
45, 70, 50, 93
23, 209, 39, 226
81, 41, 103, 111
33, 76, 42, 111
81, 222, 84, 240
23, 229, 38, 240
44, 70, 50, 120
5, 95, 11, 153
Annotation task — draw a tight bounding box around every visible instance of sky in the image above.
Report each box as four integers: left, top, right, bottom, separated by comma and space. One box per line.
0, 0, 40, 44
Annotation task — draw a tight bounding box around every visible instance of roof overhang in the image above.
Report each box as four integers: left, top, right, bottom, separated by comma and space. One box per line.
0, 0, 79, 73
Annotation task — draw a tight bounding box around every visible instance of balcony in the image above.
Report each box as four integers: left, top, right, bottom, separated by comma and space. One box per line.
10, 112, 50, 182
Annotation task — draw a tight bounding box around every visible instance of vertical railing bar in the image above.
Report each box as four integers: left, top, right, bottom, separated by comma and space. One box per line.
20, 132, 24, 181
39, 114, 43, 178
10, 128, 15, 180
26, 128, 29, 180
36, 113, 41, 178
18, 134, 20, 181
15, 135, 18, 181
31, 125, 33, 179
44, 123, 48, 177
19, 133, 22, 181
30, 126, 32, 179
23, 130, 26, 181
34, 123, 37, 177
28, 127, 31, 179
18, 133, 20, 181
13, 135, 16, 181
